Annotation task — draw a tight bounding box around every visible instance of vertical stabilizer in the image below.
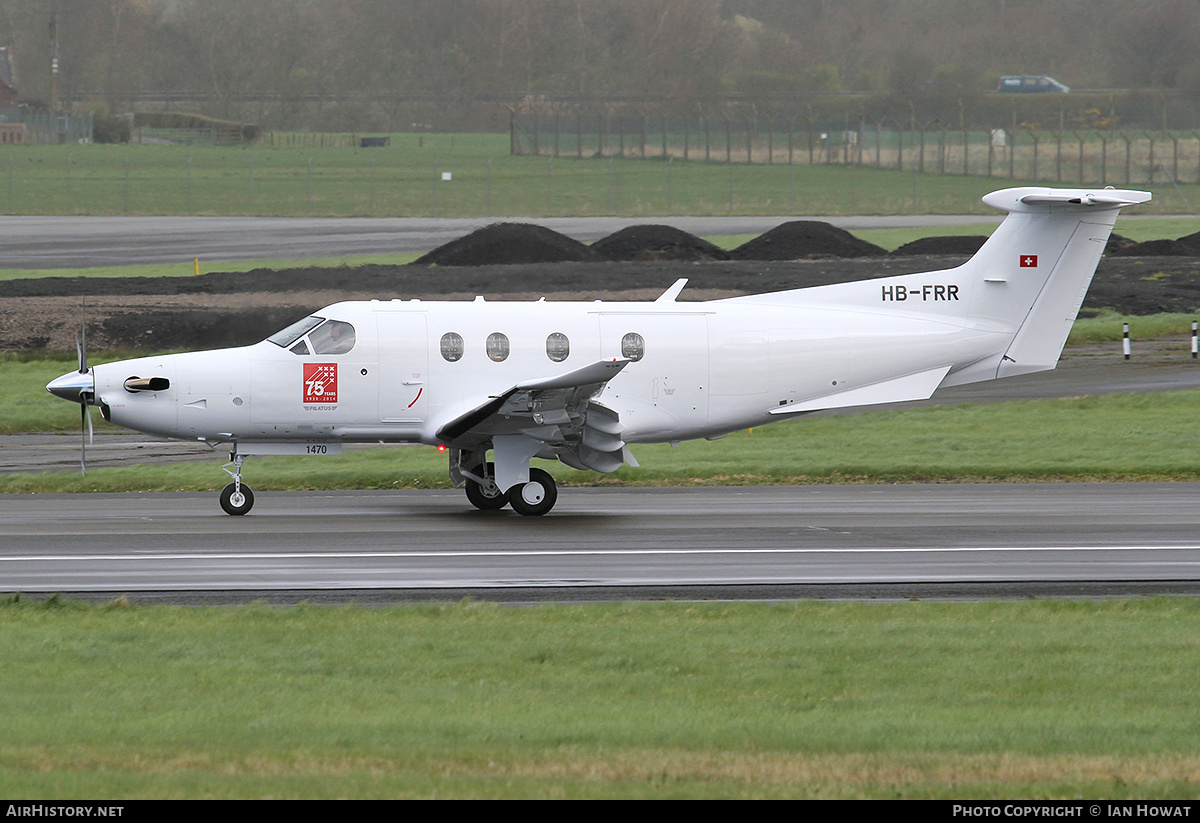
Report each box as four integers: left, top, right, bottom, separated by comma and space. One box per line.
962, 187, 1150, 379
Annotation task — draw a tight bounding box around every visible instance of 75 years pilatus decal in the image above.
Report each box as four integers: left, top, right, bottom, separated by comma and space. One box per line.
303, 363, 338, 403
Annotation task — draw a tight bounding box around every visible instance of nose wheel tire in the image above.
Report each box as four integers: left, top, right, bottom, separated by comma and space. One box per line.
507, 468, 558, 516
465, 462, 507, 510
220, 482, 255, 516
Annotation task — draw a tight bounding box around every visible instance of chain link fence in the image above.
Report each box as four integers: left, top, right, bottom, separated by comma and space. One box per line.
511, 108, 1200, 188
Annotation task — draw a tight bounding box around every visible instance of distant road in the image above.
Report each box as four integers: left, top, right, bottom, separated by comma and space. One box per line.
0, 214, 1007, 269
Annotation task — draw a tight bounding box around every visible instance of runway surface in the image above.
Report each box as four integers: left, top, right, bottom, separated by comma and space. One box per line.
4, 484, 1200, 603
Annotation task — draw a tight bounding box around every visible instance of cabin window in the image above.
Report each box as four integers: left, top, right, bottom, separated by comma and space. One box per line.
621, 332, 645, 361
545, 332, 570, 362
308, 320, 356, 354
440, 332, 465, 362
486, 332, 510, 362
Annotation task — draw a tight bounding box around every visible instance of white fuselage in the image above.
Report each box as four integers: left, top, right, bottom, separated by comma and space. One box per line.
92, 293, 1007, 449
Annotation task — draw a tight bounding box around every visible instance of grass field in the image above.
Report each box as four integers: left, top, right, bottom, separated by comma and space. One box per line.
2, 135, 1199, 218
1, 597, 1198, 799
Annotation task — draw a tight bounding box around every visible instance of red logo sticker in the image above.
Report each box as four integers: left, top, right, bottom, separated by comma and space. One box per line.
1020, 254, 1038, 267
303, 363, 337, 403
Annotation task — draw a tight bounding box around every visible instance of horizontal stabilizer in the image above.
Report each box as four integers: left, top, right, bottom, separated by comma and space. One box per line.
770, 365, 951, 415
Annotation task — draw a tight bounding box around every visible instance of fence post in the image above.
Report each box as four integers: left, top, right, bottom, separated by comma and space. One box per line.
1194, 131, 1200, 184
1030, 130, 1039, 181
1148, 133, 1155, 184
553, 106, 560, 158
1099, 132, 1108, 186
745, 114, 753, 164
639, 108, 646, 159
667, 155, 673, 212
1075, 132, 1085, 183
1120, 132, 1132, 186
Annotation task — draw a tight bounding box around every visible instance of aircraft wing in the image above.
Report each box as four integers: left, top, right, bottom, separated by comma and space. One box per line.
435, 358, 638, 474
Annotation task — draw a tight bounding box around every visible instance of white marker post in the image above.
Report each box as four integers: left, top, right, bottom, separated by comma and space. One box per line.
1123, 323, 1131, 360
1192, 321, 1197, 359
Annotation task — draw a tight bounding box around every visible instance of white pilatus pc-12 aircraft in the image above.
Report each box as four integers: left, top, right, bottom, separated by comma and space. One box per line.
48, 186, 1150, 516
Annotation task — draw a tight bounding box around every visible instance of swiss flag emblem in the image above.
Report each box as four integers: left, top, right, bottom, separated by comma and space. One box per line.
1020, 254, 1038, 267
303, 363, 337, 403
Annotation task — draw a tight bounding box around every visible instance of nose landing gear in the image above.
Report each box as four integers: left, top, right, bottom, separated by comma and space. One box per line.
220, 454, 254, 515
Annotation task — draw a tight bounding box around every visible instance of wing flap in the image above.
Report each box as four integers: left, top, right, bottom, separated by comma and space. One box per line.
434, 358, 636, 475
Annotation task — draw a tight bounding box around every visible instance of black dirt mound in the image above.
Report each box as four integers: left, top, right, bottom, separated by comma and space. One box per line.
1105, 234, 1137, 255
101, 308, 309, 351
411, 222, 604, 266
1176, 230, 1200, 252
591, 225, 729, 262
729, 221, 887, 260
892, 235, 988, 256
1110, 238, 1198, 257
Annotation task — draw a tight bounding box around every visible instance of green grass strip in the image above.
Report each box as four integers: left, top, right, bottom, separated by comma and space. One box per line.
1, 138, 1198, 218
0, 597, 1198, 798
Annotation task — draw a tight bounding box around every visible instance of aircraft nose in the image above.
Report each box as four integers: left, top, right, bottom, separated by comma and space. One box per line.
47, 369, 94, 402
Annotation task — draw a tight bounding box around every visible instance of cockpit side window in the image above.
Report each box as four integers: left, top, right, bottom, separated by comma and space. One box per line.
308, 320, 356, 354
268, 315, 324, 348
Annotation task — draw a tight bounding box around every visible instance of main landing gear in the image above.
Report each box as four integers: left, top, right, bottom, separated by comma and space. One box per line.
220, 454, 254, 516
463, 462, 558, 516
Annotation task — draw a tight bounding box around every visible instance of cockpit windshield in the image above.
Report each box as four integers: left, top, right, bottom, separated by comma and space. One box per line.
268, 315, 324, 348
267, 316, 356, 355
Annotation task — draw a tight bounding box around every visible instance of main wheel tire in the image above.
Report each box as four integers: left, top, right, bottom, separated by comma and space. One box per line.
220, 482, 255, 516
465, 463, 507, 510
507, 468, 558, 516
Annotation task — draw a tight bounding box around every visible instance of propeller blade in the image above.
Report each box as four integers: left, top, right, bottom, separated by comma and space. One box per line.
76, 327, 88, 374
80, 402, 88, 476
75, 324, 92, 475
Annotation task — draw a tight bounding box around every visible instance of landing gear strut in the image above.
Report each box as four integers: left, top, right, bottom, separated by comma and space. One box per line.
220, 454, 254, 515
464, 462, 507, 510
